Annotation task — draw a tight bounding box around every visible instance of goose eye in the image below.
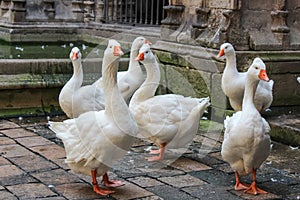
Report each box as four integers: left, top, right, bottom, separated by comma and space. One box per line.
109, 45, 112, 48
145, 51, 149, 54
255, 66, 259, 70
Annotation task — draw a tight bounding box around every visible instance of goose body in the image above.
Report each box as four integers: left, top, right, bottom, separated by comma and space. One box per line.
129, 44, 210, 161
218, 43, 274, 112
49, 40, 138, 196
221, 58, 271, 195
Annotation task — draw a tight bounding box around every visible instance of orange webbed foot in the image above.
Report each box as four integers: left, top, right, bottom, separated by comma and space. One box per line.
149, 149, 161, 154
103, 179, 125, 188
93, 184, 115, 196
244, 182, 268, 195
146, 155, 163, 162
235, 182, 250, 191
101, 172, 124, 188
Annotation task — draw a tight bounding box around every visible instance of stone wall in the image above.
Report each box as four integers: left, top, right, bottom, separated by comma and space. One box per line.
159, 0, 300, 117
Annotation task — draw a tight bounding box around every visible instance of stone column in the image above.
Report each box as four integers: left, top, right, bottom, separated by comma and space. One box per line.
10, 0, 26, 23
160, 4, 185, 41
0, 0, 11, 22
55, 0, 74, 21
94, 0, 104, 23
26, 0, 47, 21
271, 0, 290, 47
44, 0, 55, 20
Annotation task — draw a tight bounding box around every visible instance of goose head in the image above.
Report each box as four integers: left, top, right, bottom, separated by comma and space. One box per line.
217, 43, 235, 58
132, 37, 152, 52
104, 39, 124, 60
248, 58, 270, 82
69, 47, 82, 61
135, 44, 155, 64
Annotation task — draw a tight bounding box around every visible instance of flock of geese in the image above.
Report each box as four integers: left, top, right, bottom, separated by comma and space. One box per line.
48, 37, 273, 196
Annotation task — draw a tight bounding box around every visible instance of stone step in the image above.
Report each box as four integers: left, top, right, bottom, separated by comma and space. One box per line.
268, 114, 300, 147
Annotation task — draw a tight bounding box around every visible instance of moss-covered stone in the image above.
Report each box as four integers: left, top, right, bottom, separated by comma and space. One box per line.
163, 65, 210, 98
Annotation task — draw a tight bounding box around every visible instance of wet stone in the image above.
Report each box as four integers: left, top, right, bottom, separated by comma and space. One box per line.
6, 183, 57, 199
0, 157, 11, 166
0, 173, 37, 186
112, 181, 154, 200
31, 168, 82, 186
183, 185, 243, 200
230, 189, 282, 200
54, 182, 113, 200
15, 136, 54, 147
0, 137, 16, 145
127, 176, 164, 188
158, 174, 206, 188
30, 144, 66, 160
144, 166, 185, 178
0, 144, 35, 158
0, 128, 36, 138
0, 165, 24, 178
147, 185, 198, 200
0, 120, 20, 130
171, 157, 212, 172
0, 190, 18, 200
8, 154, 58, 172
189, 169, 235, 187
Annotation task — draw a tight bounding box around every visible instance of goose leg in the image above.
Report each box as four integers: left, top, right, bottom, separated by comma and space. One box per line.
234, 171, 249, 190
91, 170, 115, 196
101, 172, 124, 187
244, 169, 268, 195
147, 143, 166, 162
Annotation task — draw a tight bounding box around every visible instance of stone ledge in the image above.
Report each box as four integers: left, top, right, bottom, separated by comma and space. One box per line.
268, 114, 300, 146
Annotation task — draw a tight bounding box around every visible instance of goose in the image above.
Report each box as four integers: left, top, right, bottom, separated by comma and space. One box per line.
129, 44, 210, 161
49, 40, 138, 196
218, 43, 274, 113
58, 47, 84, 118
67, 36, 150, 118
93, 36, 151, 103
221, 58, 271, 195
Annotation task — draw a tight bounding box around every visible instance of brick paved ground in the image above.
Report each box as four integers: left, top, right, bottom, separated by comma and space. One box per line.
0, 116, 299, 200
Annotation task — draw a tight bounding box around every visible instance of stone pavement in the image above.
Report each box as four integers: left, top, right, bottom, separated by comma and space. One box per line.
0, 116, 299, 200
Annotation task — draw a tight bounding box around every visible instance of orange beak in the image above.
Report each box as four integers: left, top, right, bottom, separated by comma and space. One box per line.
258, 69, 270, 82
217, 48, 225, 58
145, 40, 152, 45
135, 52, 144, 61
113, 46, 124, 56
72, 52, 78, 60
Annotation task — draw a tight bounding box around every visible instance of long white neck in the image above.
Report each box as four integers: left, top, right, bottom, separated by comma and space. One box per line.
242, 75, 260, 114
128, 48, 142, 74
70, 60, 83, 89
224, 51, 239, 75
102, 57, 129, 118
131, 58, 160, 102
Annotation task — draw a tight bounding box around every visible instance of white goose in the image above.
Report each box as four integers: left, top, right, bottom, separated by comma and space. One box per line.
218, 43, 274, 113
129, 44, 210, 161
49, 40, 138, 196
221, 58, 271, 195
68, 36, 149, 118
58, 47, 83, 118
93, 36, 151, 102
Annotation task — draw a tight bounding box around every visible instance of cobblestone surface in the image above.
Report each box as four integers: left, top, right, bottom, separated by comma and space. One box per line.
0, 116, 299, 200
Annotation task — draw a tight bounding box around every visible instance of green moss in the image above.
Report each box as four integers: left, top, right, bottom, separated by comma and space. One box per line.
269, 125, 300, 146
199, 120, 224, 133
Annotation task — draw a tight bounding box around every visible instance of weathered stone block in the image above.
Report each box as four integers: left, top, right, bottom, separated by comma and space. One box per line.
207, 0, 239, 10
272, 73, 300, 106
